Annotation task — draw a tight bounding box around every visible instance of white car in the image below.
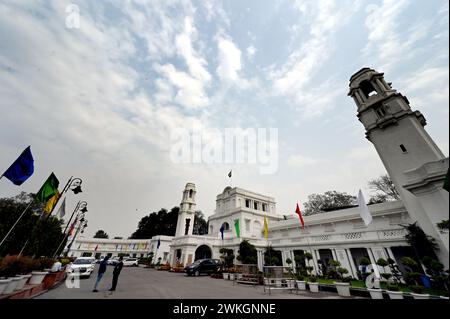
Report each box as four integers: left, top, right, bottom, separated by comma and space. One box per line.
67, 257, 96, 278
122, 258, 138, 267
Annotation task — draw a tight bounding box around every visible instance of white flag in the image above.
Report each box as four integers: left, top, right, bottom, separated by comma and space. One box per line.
57, 197, 66, 219
357, 189, 372, 226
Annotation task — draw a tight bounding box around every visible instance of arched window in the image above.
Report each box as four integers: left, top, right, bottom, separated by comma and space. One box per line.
221, 222, 230, 231
360, 80, 378, 98
189, 189, 193, 198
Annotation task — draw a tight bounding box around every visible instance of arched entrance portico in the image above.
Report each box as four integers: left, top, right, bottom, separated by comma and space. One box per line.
195, 245, 212, 260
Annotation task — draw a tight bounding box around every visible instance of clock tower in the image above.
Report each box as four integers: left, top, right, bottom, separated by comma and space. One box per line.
349, 68, 449, 267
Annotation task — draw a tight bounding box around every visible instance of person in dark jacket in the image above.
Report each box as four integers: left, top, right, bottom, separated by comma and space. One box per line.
92, 256, 109, 292
109, 256, 123, 291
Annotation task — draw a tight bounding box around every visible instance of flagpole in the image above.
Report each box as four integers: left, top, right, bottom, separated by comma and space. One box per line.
0, 201, 33, 249
44, 176, 74, 220
18, 239, 29, 257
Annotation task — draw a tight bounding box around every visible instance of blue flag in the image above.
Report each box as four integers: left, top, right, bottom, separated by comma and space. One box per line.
2, 146, 34, 186
220, 224, 225, 240
157, 238, 161, 249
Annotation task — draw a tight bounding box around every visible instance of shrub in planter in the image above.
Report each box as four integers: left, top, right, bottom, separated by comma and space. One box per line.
38, 257, 56, 271
381, 273, 392, 282
410, 285, 424, 294
308, 275, 317, 282
0, 255, 19, 278
334, 281, 351, 297
29, 259, 50, 285
308, 276, 319, 293
368, 288, 384, 299
386, 284, 404, 299
410, 285, 430, 299
342, 276, 352, 283
0, 255, 33, 276
296, 274, 306, 290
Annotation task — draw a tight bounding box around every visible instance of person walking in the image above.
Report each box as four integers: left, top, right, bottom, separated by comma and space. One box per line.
109, 256, 123, 292
92, 256, 109, 292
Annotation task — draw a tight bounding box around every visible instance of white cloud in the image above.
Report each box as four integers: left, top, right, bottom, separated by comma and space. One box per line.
216, 35, 242, 82
175, 16, 211, 83
155, 63, 210, 109
246, 45, 257, 59
363, 0, 433, 72
270, 0, 361, 108
287, 154, 318, 168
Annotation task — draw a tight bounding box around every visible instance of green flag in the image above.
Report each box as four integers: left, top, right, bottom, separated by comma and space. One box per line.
36, 172, 60, 203
444, 169, 449, 192
234, 219, 240, 238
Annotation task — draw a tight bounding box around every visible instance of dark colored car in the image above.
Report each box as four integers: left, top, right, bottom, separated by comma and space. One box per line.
185, 259, 221, 276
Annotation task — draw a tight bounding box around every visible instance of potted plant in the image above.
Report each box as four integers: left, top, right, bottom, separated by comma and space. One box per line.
295, 274, 306, 291
0, 277, 12, 295
29, 259, 49, 285
0, 255, 22, 294
228, 268, 235, 281
308, 276, 319, 292
14, 256, 33, 291
410, 285, 430, 299
330, 260, 351, 297
359, 257, 371, 281
222, 271, 229, 280
257, 271, 264, 285
367, 287, 384, 299
304, 253, 314, 275
285, 258, 296, 288
386, 284, 403, 299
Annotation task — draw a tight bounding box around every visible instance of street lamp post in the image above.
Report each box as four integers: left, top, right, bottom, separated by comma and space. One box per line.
62, 201, 87, 234
52, 201, 88, 258
46, 176, 83, 218
64, 218, 87, 257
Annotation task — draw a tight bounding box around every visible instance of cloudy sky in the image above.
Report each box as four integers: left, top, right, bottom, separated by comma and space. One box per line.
0, 0, 448, 238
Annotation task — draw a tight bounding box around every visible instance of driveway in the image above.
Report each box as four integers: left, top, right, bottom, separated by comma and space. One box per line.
36, 265, 358, 299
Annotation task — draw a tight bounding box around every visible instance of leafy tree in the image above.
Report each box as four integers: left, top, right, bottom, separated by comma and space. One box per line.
437, 220, 449, 233
93, 229, 109, 239
359, 257, 371, 266
402, 222, 438, 260
130, 207, 208, 238
386, 258, 402, 283
294, 254, 306, 276
237, 240, 257, 264
219, 248, 235, 269
303, 191, 356, 215
367, 174, 400, 204
193, 210, 208, 235
0, 192, 66, 257
264, 246, 282, 266
130, 207, 179, 239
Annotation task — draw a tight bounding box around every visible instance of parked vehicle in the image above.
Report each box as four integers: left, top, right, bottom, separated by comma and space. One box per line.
108, 257, 120, 266
66, 257, 95, 278
123, 258, 139, 267
185, 259, 221, 276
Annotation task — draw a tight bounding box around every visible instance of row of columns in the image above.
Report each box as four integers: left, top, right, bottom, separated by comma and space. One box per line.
255, 246, 399, 278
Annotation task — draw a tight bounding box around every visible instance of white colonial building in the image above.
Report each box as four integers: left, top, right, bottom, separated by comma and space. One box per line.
68, 67, 448, 275
165, 183, 416, 279
67, 235, 173, 265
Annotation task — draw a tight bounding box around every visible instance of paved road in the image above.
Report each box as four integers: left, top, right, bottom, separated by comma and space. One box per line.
36, 265, 358, 299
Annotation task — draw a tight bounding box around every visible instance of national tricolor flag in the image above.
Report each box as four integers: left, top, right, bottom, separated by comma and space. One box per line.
295, 203, 305, 229
68, 219, 77, 236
